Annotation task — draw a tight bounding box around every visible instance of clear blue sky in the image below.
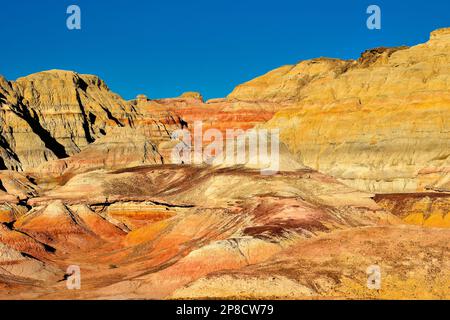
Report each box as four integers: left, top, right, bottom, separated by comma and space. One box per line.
0, 0, 449, 100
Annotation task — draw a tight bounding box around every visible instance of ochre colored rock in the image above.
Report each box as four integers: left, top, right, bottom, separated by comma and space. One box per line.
375, 193, 450, 228
140, 96, 277, 139
0, 170, 39, 202
33, 126, 164, 179
0, 70, 183, 171
172, 226, 450, 300
14, 200, 104, 251
179, 91, 204, 101
256, 28, 450, 193
0, 28, 449, 300
228, 58, 353, 102
0, 243, 60, 283
0, 163, 446, 299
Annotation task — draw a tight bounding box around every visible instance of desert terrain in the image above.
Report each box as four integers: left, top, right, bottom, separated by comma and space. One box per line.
0, 27, 449, 300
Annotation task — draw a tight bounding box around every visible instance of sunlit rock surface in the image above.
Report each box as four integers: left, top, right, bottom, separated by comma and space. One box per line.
0, 28, 449, 300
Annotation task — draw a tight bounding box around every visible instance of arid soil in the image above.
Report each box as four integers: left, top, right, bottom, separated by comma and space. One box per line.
0, 28, 449, 300
0, 165, 448, 299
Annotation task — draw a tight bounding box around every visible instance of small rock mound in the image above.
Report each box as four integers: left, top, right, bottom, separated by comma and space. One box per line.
14, 200, 100, 251
179, 91, 203, 101
430, 27, 450, 40
357, 46, 408, 67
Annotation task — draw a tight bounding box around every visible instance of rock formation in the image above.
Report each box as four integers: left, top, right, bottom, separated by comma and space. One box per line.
0, 70, 183, 172
136, 95, 276, 139
0, 27, 449, 300
230, 28, 450, 193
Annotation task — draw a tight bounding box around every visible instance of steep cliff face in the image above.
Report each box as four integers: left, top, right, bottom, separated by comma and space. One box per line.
230, 28, 450, 193
0, 70, 182, 172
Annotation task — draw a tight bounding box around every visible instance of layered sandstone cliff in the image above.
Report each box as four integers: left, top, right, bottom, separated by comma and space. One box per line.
132, 93, 277, 139
0, 27, 449, 300
0, 70, 182, 173
230, 28, 450, 193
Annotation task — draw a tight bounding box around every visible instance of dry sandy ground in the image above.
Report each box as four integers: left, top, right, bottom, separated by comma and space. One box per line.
0, 165, 448, 300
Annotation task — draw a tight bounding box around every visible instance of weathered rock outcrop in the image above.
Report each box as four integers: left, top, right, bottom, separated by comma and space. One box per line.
133, 94, 277, 139
375, 193, 450, 228
228, 58, 354, 103
33, 127, 164, 180
0, 28, 449, 300
2, 164, 407, 299
0, 70, 182, 172
0, 243, 60, 284
227, 28, 450, 193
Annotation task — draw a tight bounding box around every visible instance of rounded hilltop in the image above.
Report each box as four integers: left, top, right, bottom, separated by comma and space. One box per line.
430, 27, 450, 40
14, 69, 109, 90
136, 94, 148, 102
179, 91, 203, 101
133, 92, 203, 103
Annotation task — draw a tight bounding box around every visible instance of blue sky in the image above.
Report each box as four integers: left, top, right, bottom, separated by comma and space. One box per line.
0, 0, 449, 100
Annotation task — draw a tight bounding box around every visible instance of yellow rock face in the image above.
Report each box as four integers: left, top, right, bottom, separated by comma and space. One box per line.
179, 91, 204, 101
228, 58, 352, 102
375, 194, 450, 228
229, 28, 450, 193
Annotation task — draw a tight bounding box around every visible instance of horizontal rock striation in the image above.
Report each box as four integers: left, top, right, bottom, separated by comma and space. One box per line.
0, 27, 449, 300
227, 28, 450, 193
0, 70, 183, 172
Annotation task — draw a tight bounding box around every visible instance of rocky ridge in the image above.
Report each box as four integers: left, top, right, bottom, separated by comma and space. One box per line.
0, 70, 183, 173
0, 27, 449, 300
228, 28, 450, 193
